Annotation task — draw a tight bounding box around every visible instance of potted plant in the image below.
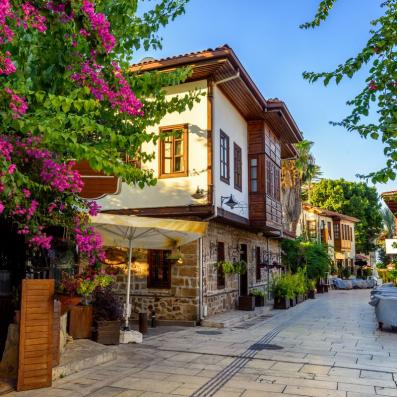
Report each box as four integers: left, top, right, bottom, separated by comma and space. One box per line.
294, 269, 307, 304
250, 289, 266, 307
57, 272, 82, 314
272, 274, 294, 310
307, 279, 316, 299
92, 282, 122, 345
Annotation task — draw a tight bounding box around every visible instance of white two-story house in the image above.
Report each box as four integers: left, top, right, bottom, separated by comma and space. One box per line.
79, 45, 303, 323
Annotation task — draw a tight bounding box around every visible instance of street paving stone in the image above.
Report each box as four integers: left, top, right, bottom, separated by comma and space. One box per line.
8, 290, 397, 397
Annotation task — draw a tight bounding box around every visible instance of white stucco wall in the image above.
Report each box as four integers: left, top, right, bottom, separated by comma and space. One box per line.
98, 80, 208, 210
213, 86, 249, 219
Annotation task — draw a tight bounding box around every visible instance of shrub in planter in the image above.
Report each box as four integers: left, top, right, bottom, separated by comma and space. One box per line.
307, 279, 316, 299
92, 286, 123, 345
250, 289, 266, 307
272, 274, 295, 310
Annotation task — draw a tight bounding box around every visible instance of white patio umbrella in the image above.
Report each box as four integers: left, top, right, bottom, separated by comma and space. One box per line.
90, 213, 207, 329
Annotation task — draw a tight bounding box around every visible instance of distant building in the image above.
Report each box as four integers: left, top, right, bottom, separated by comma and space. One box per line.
298, 204, 359, 272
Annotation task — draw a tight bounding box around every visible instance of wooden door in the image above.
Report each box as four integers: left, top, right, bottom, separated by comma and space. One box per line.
17, 279, 54, 391
239, 244, 248, 296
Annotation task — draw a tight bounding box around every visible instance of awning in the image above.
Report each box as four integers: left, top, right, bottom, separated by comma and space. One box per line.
90, 213, 207, 330
90, 213, 208, 250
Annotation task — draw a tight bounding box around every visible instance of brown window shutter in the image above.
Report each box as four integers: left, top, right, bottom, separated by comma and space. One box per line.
17, 279, 54, 391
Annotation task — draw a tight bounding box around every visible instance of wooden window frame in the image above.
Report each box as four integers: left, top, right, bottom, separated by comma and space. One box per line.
327, 222, 332, 240
147, 249, 171, 289
334, 223, 340, 240
255, 246, 261, 281
307, 220, 317, 239
249, 157, 258, 193
220, 130, 230, 184
217, 242, 225, 289
158, 124, 189, 179
233, 143, 242, 191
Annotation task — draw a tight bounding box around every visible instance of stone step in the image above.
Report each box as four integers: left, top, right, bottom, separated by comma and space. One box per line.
201, 305, 273, 328
52, 339, 117, 380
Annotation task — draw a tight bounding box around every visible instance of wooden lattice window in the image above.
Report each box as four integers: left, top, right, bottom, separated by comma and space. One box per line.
159, 125, 188, 178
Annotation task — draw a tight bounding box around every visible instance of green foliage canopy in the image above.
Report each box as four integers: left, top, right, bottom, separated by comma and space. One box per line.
309, 179, 383, 253
301, 0, 397, 183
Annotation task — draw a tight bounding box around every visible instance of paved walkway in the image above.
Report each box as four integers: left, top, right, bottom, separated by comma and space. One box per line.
11, 290, 397, 397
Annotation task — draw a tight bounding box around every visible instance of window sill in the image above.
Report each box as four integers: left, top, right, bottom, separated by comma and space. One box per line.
158, 172, 188, 179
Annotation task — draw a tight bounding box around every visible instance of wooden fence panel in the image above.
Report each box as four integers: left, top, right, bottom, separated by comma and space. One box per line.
17, 279, 54, 391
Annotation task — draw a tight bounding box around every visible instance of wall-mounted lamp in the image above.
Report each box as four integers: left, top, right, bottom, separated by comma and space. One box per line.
191, 186, 206, 199
221, 194, 238, 210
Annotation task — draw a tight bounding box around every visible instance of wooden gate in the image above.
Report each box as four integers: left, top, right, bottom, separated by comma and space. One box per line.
17, 279, 54, 391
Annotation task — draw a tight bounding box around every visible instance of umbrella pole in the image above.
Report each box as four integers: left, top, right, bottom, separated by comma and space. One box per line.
124, 238, 133, 330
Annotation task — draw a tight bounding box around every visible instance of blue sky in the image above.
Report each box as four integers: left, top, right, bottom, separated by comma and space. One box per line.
136, 0, 392, 195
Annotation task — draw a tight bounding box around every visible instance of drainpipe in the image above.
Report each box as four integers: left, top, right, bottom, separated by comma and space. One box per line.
198, 237, 204, 322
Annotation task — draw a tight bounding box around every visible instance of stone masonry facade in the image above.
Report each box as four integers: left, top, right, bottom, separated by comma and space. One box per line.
113, 220, 281, 322
202, 222, 281, 317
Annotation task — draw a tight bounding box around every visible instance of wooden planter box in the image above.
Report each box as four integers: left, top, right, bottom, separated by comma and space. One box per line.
296, 295, 304, 304
289, 298, 296, 307
323, 285, 329, 293
254, 296, 265, 307
238, 296, 255, 311
308, 290, 316, 299
274, 297, 290, 310
94, 320, 120, 345
69, 305, 93, 339
316, 284, 325, 293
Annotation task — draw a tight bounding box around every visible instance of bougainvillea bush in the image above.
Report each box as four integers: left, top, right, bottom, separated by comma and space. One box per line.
0, 0, 195, 265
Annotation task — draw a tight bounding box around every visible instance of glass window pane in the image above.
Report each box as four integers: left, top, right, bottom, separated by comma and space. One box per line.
164, 158, 171, 173
251, 167, 257, 179
251, 158, 257, 166
175, 157, 182, 172
175, 141, 183, 156
164, 141, 172, 157
251, 180, 257, 192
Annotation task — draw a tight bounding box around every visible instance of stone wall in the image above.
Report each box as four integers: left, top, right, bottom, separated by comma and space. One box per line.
111, 221, 282, 322
113, 241, 199, 322
202, 221, 281, 317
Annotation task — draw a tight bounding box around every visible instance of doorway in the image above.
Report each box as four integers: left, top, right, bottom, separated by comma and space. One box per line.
239, 244, 248, 296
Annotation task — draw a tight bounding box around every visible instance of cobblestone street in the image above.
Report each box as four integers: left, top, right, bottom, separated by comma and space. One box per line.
10, 290, 397, 397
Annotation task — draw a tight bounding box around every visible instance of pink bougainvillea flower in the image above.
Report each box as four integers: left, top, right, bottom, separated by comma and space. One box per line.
4, 87, 28, 118
87, 200, 101, 216
8, 163, 16, 174
81, 0, 115, 53
0, 201, 4, 214
29, 232, 53, 250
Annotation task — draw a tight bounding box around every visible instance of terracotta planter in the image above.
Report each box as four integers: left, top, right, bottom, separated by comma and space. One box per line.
69, 305, 93, 339
238, 295, 255, 311
274, 296, 290, 310
58, 295, 82, 315
94, 320, 120, 345
254, 296, 265, 307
